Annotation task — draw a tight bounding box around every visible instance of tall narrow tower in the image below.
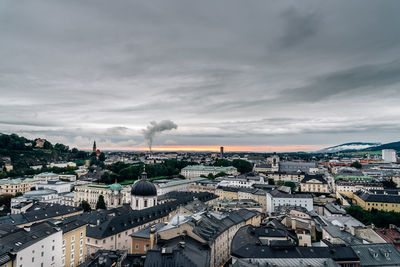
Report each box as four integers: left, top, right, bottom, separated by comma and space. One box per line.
93, 140, 97, 152
220, 146, 224, 158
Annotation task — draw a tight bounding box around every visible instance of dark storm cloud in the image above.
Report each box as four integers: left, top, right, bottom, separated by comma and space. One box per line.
278, 7, 321, 47
1, 0, 400, 150
280, 59, 400, 102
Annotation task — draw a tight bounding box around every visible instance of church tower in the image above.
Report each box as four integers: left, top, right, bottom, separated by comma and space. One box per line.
93, 140, 97, 153
130, 166, 157, 210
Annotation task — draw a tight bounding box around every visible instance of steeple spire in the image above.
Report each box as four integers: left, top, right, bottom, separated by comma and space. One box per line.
93, 140, 97, 152
141, 165, 147, 180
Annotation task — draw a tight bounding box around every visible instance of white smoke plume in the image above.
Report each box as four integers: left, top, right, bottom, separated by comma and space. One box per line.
143, 120, 178, 152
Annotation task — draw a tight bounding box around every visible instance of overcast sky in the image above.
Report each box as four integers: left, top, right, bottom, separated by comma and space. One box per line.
1, 0, 400, 152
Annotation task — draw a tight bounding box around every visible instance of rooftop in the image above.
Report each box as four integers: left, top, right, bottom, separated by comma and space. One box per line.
0, 221, 59, 253
351, 243, 400, 266
182, 165, 237, 171
156, 177, 207, 188
269, 189, 312, 199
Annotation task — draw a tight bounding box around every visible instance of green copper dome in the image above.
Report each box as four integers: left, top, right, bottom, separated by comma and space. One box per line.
109, 182, 122, 191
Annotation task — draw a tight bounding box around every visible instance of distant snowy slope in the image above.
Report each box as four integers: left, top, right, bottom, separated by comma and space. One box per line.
319, 142, 381, 153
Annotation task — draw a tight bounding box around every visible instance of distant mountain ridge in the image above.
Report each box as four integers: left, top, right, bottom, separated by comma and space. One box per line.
319, 142, 381, 153
320, 141, 400, 153
366, 141, 400, 152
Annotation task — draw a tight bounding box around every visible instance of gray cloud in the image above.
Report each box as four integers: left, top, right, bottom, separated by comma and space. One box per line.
278, 7, 321, 47
1, 0, 400, 150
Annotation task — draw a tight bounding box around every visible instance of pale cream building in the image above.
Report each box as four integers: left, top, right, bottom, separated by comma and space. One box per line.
0, 178, 35, 196
74, 182, 123, 209
300, 175, 329, 193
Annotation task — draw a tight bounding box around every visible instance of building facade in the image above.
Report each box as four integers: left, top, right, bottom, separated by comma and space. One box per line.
74, 182, 123, 209
266, 190, 313, 213
180, 165, 238, 178
300, 174, 329, 193
58, 219, 87, 267
0, 178, 35, 196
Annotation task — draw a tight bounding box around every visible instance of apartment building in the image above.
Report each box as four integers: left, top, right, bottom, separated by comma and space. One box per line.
56, 219, 87, 267
266, 189, 313, 213
0, 221, 63, 267
74, 182, 123, 209
300, 174, 329, 193
0, 178, 35, 196
353, 189, 400, 212
180, 165, 238, 178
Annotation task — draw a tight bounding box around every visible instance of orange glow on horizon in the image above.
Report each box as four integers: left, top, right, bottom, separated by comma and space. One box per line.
82, 144, 326, 152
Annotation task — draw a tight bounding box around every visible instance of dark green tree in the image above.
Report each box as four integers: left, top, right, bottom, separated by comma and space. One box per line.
350, 161, 362, 169
15, 192, 23, 197
80, 200, 92, 212
96, 195, 106, 210
213, 159, 232, 167
98, 152, 106, 162
382, 180, 397, 189
232, 159, 253, 174
214, 172, 227, 178
43, 140, 53, 149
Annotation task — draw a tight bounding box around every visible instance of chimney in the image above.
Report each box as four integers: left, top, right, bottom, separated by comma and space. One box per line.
150, 226, 156, 249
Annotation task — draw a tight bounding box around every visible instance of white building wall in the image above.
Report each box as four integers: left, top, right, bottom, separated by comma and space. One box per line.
383, 149, 397, 163
14, 230, 62, 267
131, 195, 157, 210
35, 182, 71, 193
156, 183, 191, 196
266, 193, 313, 213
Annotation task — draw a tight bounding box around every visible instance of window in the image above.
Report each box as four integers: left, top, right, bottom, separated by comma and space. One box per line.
63, 240, 66, 246
52, 256, 54, 262
62, 249, 65, 255
32, 257, 35, 262
41, 252, 44, 257
80, 232, 83, 238
52, 246, 55, 251
135, 244, 139, 249
103, 240, 105, 244
71, 236, 75, 242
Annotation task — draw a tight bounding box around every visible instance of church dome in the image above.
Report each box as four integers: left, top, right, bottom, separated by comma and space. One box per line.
131, 179, 157, 196
109, 182, 122, 191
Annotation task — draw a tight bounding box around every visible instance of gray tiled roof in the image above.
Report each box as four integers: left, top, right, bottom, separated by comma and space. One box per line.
145, 235, 210, 267
0, 202, 82, 226
0, 221, 59, 253
351, 243, 400, 266
76, 192, 217, 239
355, 190, 400, 203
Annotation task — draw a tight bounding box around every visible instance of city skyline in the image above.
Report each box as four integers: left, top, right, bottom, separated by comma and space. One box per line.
1, 0, 400, 151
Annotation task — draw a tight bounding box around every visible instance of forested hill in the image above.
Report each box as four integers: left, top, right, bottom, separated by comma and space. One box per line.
0, 133, 88, 171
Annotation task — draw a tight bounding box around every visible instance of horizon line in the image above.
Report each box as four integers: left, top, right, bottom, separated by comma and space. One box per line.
79, 144, 327, 153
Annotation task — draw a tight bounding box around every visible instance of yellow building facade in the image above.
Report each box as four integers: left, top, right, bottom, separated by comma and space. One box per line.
60, 221, 87, 267
353, 190, 400, 212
